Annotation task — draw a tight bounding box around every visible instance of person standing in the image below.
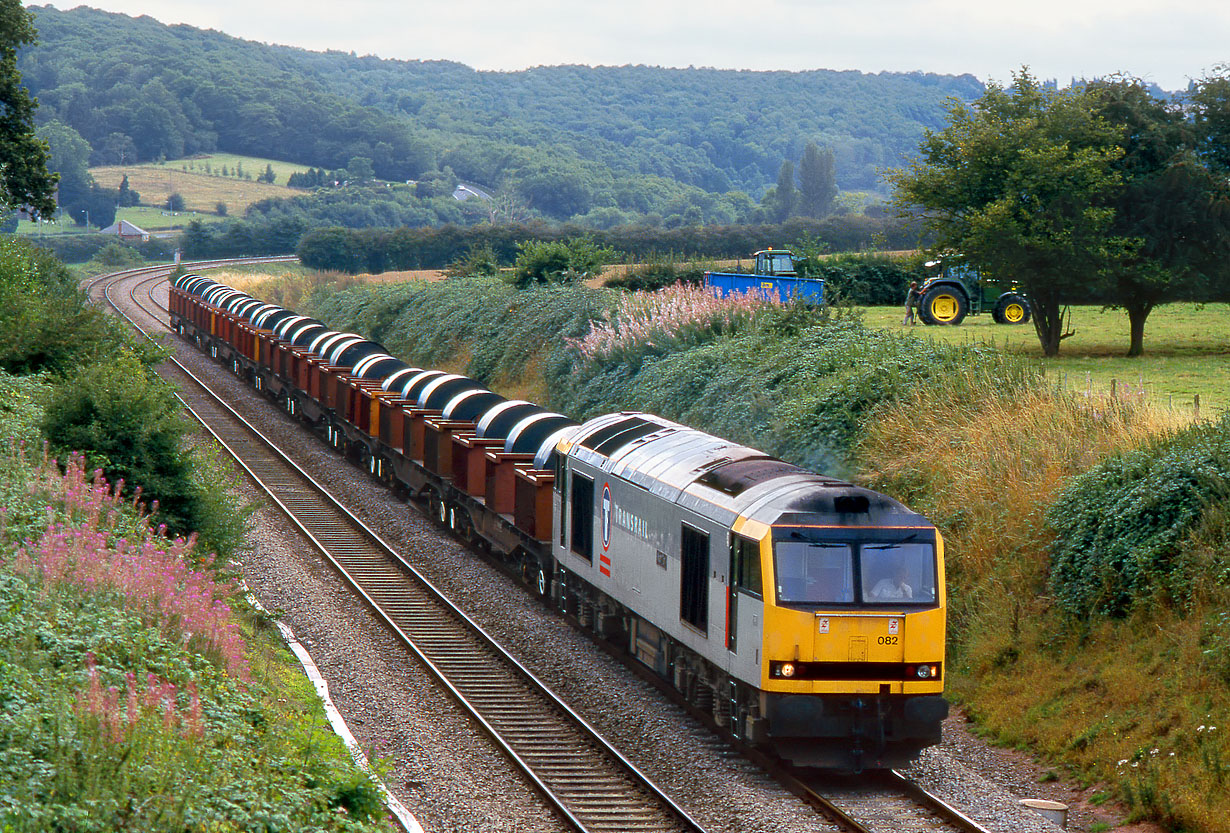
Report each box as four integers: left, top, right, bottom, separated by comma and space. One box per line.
903, 281, 920, 325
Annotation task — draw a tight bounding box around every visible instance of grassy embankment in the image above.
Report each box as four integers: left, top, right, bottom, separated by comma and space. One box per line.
0, 445, 395, 831
270, 270, 1228, 832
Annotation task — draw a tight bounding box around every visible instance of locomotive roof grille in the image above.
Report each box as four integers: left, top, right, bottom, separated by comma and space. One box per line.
591, 420, 661, 457
696, 457, 807, 496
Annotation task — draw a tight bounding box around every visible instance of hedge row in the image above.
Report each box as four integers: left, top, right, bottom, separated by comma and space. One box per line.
294, 215, 925, 274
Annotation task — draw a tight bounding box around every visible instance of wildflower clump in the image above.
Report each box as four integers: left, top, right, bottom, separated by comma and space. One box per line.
567, 282, 778, 366
0, 448, 392, 831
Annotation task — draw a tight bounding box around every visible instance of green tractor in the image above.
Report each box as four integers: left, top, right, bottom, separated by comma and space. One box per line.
916, 259, 1031, 326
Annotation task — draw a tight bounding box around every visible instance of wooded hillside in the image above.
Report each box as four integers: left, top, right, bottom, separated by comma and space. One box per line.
20, 5, 982, 225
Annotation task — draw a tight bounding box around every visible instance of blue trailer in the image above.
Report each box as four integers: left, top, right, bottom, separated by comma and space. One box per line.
703, 249, 824, 304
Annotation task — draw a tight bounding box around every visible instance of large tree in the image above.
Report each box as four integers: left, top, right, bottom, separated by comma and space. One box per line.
1087, 78, 1230, 356
797, 141, 838, 218
889, 70, 1129, 356
0, 0, 57, 216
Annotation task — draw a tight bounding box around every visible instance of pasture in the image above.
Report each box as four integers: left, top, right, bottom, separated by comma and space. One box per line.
90, 158, 305, 215
863, 302, 1230, 417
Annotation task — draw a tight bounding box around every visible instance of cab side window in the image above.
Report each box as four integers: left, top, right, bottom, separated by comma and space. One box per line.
730, 534, 762, 598
570, 473, 593, 561
680, 525, 709, 632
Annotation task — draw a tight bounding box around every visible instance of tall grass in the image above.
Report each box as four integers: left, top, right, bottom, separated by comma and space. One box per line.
858, 375, 1230, 832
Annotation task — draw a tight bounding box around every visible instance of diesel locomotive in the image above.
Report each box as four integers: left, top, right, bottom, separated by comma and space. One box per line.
169, 273, 948, 771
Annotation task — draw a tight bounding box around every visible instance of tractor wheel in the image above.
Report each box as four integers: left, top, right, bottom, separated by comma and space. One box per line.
919, 285, 968, 325
993, 293, 1032, 324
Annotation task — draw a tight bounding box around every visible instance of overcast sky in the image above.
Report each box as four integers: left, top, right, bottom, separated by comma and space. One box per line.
28, 1, 1227, 91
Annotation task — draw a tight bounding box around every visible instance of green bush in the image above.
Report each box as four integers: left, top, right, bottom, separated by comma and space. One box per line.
604, 253, 712, 291
551, 309, 1024, 474
0, 370, 52, 451
39, 350, 249, 557
0, 452, 388, 832
1048, 413, 1230, 617
810, 253, 926, 306
0, 236, 138, 375
511, 237, 615, 287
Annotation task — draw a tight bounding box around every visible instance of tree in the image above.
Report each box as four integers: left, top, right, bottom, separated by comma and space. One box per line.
117, 174, 140, 206
259, 163, 276, 184
761, 160, 799, 223
797, 142, 838, 218
167, 192, 185, 211
37, 119, 92, 201
889, 70, 1129, 356
1190, 66, 1230, 178
97, 132, 137, 166
0, 0, 56, 216
346, 156, 375, 183
1087, 77, 1230, 356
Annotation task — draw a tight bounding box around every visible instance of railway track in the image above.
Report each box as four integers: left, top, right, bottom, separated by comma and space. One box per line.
95, 261, 1000, 833
98, 262, 710, 833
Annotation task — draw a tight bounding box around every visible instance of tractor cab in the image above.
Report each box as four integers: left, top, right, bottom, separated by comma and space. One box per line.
753, 249, 798, 278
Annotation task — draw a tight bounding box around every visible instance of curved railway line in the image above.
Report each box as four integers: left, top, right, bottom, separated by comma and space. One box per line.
93, 260, 1001, 833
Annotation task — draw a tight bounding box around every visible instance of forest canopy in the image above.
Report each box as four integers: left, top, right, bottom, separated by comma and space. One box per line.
19, 4, 984, 227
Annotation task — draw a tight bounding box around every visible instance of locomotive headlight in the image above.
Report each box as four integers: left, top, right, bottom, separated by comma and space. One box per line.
779, 662, 796, 678
916, 665, 937, 679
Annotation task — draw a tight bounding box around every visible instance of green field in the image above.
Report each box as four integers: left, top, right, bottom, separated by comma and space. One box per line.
169, 152, 313, 186
15, 206, 228, 237
863, 303, 1230, 417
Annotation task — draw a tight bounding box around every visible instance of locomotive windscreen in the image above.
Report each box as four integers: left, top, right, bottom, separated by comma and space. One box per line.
772, 528, 937, 607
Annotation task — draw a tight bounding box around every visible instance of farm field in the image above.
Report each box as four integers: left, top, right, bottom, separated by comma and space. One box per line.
14, 205, 228, 237
863, 302, 1230, 417
90, 157, 305, 215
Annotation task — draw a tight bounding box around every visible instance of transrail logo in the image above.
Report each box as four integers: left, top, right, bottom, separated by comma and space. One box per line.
601, 482, 612, 551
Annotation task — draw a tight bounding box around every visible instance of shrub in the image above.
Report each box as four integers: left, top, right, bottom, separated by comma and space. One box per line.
0, 236, 134, 374
603, 253, 712, 291
0, 370, 52, 450
443, 242, 500, 278
89, 241, 145, 270
810, 252, 927, 306
1047, 413, 1230, 618
39, 350, 250, 557
511, 236, 616, 287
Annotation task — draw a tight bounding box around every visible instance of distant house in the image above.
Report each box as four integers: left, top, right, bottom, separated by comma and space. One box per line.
99, 219, 150, 242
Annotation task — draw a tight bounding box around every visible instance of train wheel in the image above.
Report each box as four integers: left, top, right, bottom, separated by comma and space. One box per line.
535, 565, 550, 598
426, 492, 446, 527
